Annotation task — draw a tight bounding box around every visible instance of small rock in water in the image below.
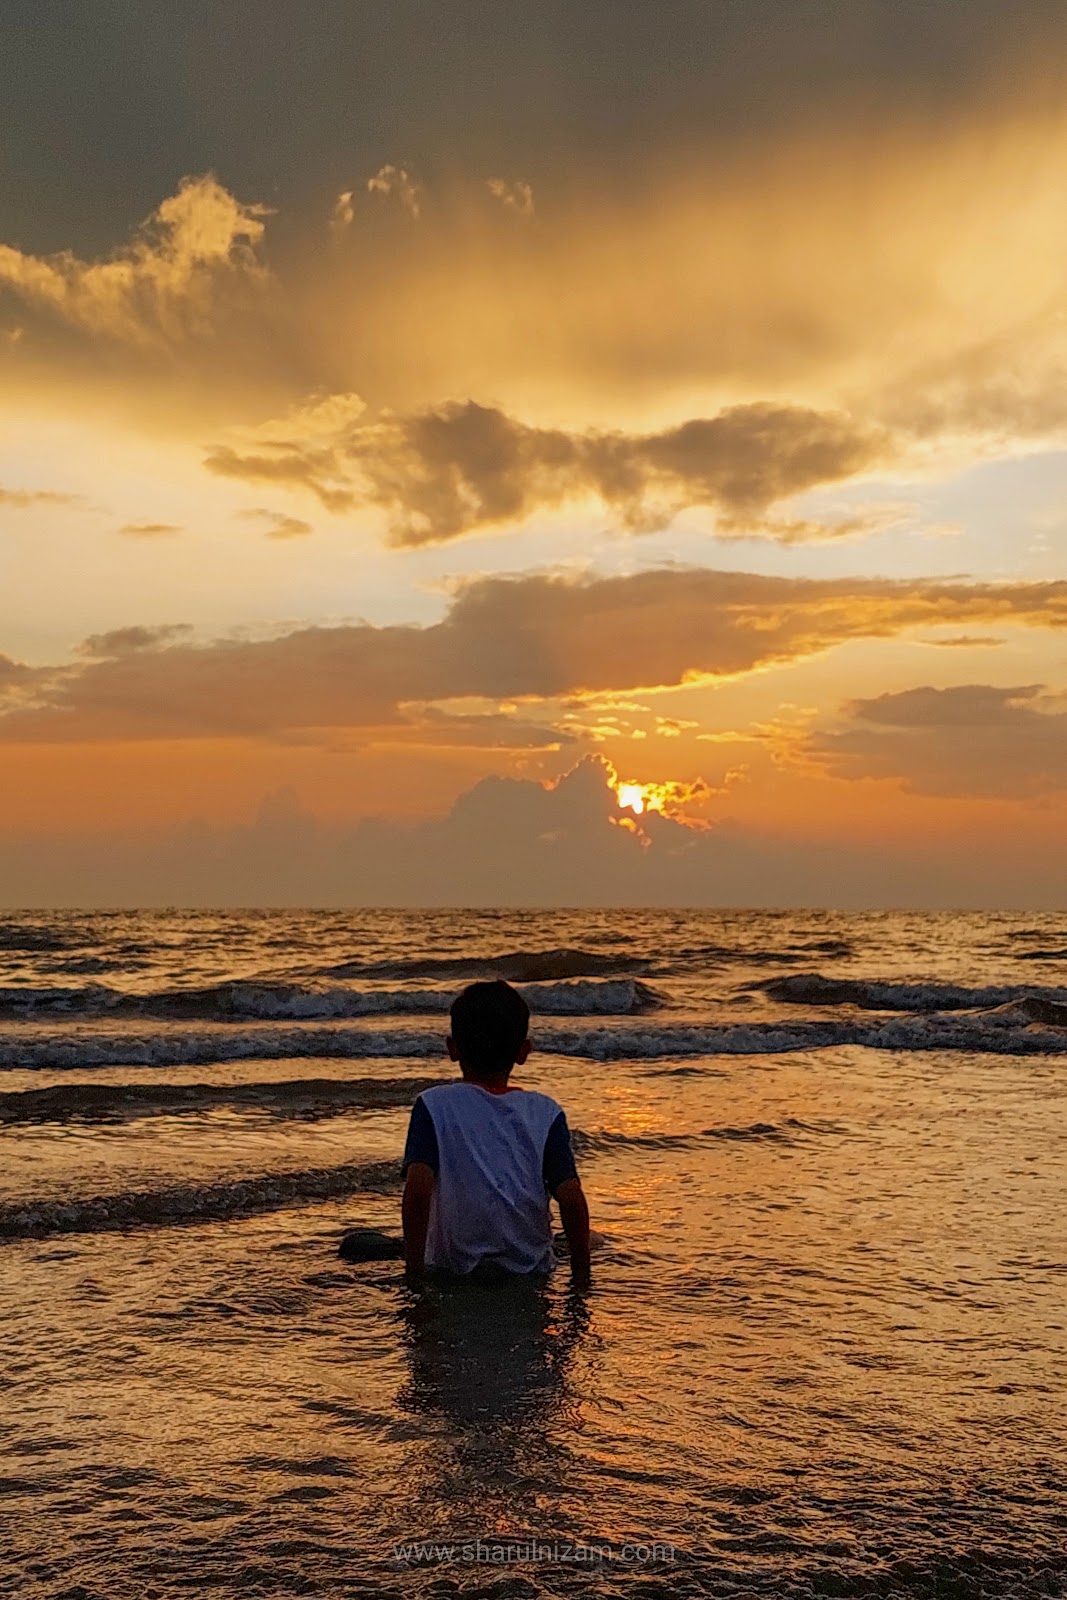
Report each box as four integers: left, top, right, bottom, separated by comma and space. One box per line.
338, 1228, 404, 1263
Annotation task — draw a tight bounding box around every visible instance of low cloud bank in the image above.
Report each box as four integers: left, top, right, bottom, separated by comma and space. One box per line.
3, 756, 1064, 909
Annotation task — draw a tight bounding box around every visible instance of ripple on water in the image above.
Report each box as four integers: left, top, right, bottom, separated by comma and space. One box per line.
1, 910, 1067, 1597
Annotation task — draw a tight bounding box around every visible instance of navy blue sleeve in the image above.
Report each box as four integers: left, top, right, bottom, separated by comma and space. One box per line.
542, 1110, 578, 1194
402, 1096, 439, 1176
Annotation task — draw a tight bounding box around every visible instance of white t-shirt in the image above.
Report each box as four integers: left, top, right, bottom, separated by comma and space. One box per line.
402, 1081, 575, 1275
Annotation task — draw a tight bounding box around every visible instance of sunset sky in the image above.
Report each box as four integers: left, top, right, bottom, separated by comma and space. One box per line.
3, 0, 1067, 905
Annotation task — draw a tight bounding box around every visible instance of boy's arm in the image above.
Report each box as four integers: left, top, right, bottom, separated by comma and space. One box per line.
543, 1108, 591, 1286
555, 1177, 591, 1287
400, 1096, 439, 1277
402, 1163, 435, 1276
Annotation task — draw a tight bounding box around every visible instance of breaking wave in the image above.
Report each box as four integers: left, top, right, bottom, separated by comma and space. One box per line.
762, 973, 1067, 1015
0, 975, 664, 1021
2, 1009, 1066, 1072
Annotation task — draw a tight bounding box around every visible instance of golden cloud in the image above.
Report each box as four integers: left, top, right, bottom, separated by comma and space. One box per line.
205, 397, 886, 542
0, 175, 270, 350
2, 568, 1066, 744
5, 100, 1067, 460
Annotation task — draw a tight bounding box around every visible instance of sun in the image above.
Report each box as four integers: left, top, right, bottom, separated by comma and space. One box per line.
615, 782, 648, 815
614, 781, 668, 817
611, 771, 714, 829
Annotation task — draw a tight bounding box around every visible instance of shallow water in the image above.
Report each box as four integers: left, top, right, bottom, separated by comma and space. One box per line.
1, 909, 1066, 1597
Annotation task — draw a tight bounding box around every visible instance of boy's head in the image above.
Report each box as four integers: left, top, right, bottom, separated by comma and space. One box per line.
448, 979, 531, 1081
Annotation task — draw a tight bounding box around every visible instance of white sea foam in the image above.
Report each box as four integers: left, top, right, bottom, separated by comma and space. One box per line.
228, 977, 664, 1019
1, 1009, 1064, 1072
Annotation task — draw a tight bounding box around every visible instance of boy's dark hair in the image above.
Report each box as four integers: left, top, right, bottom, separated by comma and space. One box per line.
449, 980, 530, 1078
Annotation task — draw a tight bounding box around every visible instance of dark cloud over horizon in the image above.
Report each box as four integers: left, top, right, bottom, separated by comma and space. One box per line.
2, 753, 1064, 910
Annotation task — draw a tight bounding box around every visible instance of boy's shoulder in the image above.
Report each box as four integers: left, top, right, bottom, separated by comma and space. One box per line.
421, 1082, 564, 1117
516, 1087, 566, 1118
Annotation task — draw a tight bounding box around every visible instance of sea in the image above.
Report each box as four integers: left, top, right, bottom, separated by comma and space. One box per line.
1, 907, 1066, 1600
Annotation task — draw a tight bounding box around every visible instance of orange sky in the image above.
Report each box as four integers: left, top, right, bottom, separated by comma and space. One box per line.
2, 3, 1066, 904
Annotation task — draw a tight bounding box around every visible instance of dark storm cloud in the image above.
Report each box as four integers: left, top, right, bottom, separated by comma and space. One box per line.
2, 1, 1063, 254
809, 684, 1067, 797
2, 569, 1066, 744
205, 400, 886, 542
3, 2, 1067, 451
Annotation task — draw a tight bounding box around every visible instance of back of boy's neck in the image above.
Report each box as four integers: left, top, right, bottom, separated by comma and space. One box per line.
461, 1066, 513, 1091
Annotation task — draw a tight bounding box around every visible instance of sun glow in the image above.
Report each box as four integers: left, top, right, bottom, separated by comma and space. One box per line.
612, 769, 716, 828
615, 781, 662, 816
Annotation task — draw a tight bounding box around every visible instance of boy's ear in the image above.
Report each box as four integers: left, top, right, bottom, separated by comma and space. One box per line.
517, 1039, 531, 1064
446, 1035, 460, 1062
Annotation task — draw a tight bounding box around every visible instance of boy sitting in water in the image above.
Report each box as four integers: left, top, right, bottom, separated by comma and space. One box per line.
401, 980, 591, 1286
